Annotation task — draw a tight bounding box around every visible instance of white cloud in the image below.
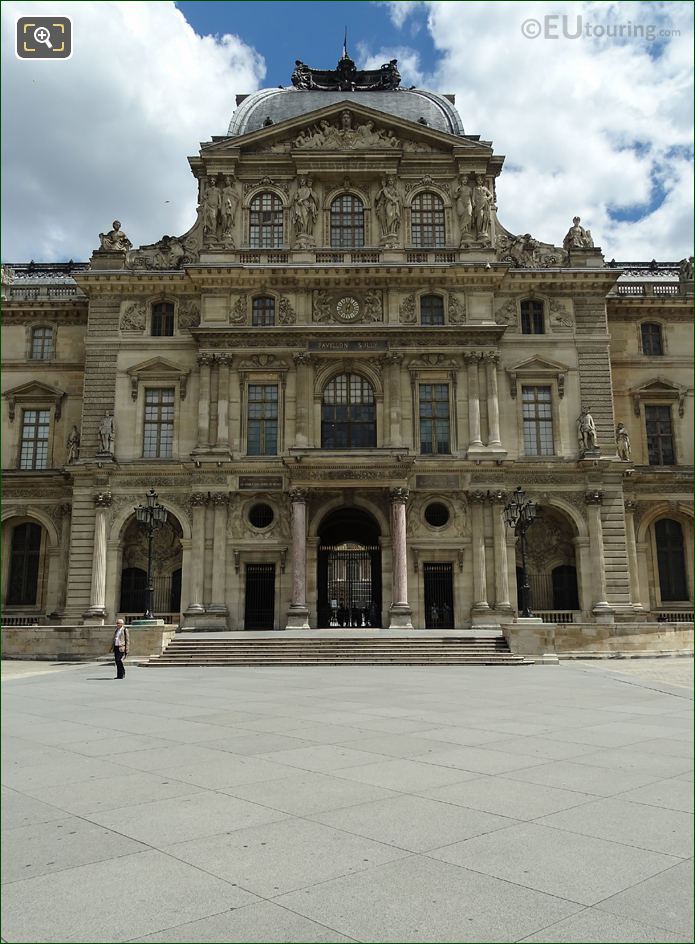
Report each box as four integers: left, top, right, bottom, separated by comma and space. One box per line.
381, 0, 694, 258
357, 42, 427, 87
1, 1, 265, 260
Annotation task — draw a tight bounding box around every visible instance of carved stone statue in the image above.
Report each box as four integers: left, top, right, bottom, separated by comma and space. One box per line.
291, 176, 318, 246
98, 220, 132, 253
375, 175, 401, 243
454, 174, 473, 243
201, 177, 222, 239
577, 406, 598, 452
98, 412, 115, 454
471, 176, 494, 242
153, 235, 185, 269
221, 175, 239, 244
66, 425, 80, 464
679, 256, 694, 283
616, 423, 631, 461
563, 216, 594, 250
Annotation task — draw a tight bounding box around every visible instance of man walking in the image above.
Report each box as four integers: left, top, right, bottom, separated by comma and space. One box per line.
113, 618, 129, 679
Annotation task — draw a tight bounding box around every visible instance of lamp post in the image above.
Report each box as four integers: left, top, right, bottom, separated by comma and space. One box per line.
134, 488, 168, 620
504, 486, 537, 618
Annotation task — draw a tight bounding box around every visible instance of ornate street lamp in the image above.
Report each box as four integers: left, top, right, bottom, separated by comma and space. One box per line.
504, 486, 537, 618
134, 488, 168, 620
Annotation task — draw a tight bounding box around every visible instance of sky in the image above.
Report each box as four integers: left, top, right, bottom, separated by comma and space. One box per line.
2, 0, 693, 262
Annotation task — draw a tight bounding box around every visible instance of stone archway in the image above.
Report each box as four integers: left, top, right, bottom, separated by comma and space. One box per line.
519, 507, 580, 614
117, 513, 183, 619
316, 506, 382, 627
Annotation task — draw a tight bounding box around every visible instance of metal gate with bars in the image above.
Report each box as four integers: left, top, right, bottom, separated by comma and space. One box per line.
317, 544, 382, 627
423, 562, 454, 628
244, 563, 275, 630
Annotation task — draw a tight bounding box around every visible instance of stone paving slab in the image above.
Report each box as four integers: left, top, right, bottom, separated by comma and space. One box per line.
1, 658, 693, 943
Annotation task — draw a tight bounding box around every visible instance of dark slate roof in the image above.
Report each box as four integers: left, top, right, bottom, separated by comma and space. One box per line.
228, 88, 465, 137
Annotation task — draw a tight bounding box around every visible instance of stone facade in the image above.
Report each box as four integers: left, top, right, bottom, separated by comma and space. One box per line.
2, 55, 693, 633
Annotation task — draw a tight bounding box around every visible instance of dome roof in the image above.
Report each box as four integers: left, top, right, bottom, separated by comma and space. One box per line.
228, 87, 465, 138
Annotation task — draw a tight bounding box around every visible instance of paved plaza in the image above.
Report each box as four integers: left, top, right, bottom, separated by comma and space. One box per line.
1, 658, 692, 943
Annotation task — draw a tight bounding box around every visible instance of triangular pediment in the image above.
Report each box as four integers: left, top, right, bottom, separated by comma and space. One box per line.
637, 378, 681, 394
3, 380, 65, 400
127, 357, 186, 378
203, 100, 490, 157
508, 356, 570, 374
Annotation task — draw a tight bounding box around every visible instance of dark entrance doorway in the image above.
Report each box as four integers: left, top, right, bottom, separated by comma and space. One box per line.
423, 563, 454, 628
317, 507, 382, 627
244, 563, 275, 630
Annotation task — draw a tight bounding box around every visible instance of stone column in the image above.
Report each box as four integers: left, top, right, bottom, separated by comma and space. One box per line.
623, 499, 643, 611
216, 354, 231, 450
196, 353, 212, 450
184, 493, 207, 616
484, 352, 502, 448
385, 352, 403, 447
491, 491, 512, 612
83, 492, 111, 623
464, 352, 483, 450
286, 488, 310, 628
469, 491, 490, 615
208, 494, 228, 615
585, 490, 613, 620
293, 353, 312, 448
389, 487, 413, 628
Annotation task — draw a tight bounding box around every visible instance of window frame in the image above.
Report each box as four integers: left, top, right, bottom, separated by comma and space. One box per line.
29, 325, 55, 360
653, 518, 690, 604
521, 384, 555, 457
410, 191, 446, 248
645, 403, 675, 466
640, 321, 664, 356
329, 193, 365, 248
248, 191, 284, 249
520, 299, 545, 335
418, 382, 451, 455
252, 295, 276, 326
321, 373, 377, 450
142, 387, 176, 459
245, 382, 280, 456
5, 521, 44, 608
420, 294, 445, 326
18, 407, 52, 470
151, 302, 175, 337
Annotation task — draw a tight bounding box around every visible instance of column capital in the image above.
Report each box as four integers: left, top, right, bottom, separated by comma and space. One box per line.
463, 351, 482, 365
624, 498, 637, 512
210, 492, 228, 507
488, 489, 508, 505
382, 351, 403, 366
389, 486, 409, 504
293, 352, 312, 366
484, 351, 500, 366
467, 489, 487, 504
288, 487, 308, 503
94, 491, 112, 508
190, 492, 208, 507
585, 490, 603, 505
59, 502, 72, 517
217, 353, 233, 367
197, 352, 214, 367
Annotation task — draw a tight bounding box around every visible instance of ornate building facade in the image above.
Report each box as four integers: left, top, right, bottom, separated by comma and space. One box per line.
2, 52, 693, 634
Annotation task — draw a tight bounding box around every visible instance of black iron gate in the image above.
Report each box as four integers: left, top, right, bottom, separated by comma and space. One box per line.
244, 563, 275, 630
423, 562, 454, 628
317, 544, 381, 627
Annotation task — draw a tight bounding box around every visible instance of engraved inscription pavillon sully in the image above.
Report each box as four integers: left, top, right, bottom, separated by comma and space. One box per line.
2, 49, 693, 636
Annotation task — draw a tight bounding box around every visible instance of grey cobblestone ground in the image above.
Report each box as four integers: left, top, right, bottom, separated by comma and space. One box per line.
2, 659, 692, 943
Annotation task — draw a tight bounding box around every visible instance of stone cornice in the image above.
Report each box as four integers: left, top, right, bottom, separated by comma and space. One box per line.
191, 325, 507, 348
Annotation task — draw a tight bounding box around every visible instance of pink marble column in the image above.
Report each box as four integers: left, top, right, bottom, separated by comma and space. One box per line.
286, 488, 310, 628
389, 487, 413, 629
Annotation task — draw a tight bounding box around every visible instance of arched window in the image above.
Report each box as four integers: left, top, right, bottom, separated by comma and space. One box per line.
252, 296, 275, 326
330, 194, 365, 248
7, 523, 42, 605
655, 519, 688, 601
521, 300, 545, 335
411, 192, 445, 248
420, 295, 445, 325
151, 302, 174, 337
322, 374, 376, 448
119, 567, 147, 613
641, 322, 663, 356
249, 192, 283, 248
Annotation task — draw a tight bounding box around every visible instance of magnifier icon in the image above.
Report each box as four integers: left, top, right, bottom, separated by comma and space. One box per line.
33, 26, 53, 49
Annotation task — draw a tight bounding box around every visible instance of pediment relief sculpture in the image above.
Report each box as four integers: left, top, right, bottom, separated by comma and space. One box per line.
230, 294, 248, 324
496, 230, 568, 268
448, 294, 466, 324
177, 299, 201, 330
120, 300, 147, 332
294, 110, 400, 150
548, 299, 574, 329
399, 294, 417, 324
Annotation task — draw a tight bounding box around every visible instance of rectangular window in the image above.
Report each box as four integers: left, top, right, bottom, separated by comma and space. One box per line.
252, 297, 276, 326
143, 388, 175, 458
247, 384, 278, 456
521, 301, 545, 335
645, 405, 675, 465
19, 409, 50, 470
641, 323, 663, 355
151, 303, 174, 337
419, 384, 450, 454
30, 327, 54, 360
522, 386, 554, 456
420, 295, 445, 326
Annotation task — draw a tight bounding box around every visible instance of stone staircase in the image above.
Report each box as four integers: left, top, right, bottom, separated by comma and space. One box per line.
144, 633, 528, 666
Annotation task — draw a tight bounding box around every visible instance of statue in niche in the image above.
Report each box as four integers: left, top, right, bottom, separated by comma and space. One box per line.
563, 216, 594, 250
292, 175, 318, 246
471, 175, 494, 242
98, 220, 132, 252
577, 406, 598, 452
616, 423, 631, 461
221, 175, 239, 244
66, 425, 80, 464
98, 412, 115, 454
375, 175, 401, 243
454, 174, 473, 243
201, 177, 222, 239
